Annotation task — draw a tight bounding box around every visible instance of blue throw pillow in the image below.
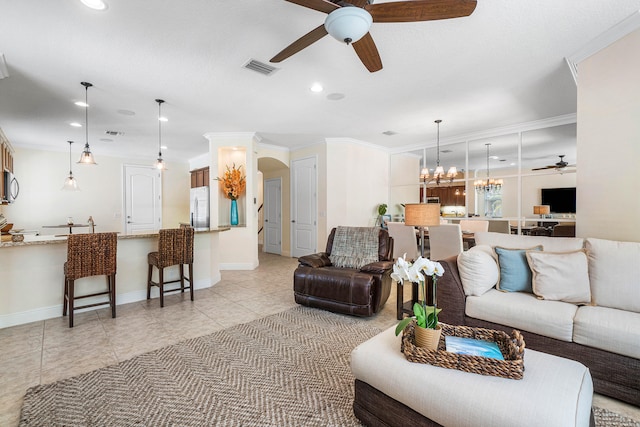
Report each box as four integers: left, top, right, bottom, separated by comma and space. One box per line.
495, 246, 543, 293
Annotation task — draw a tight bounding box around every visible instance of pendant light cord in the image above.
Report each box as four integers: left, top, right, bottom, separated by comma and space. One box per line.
68, 141, 73, 175
156, 99, 164, 158
435, 119, 441, 167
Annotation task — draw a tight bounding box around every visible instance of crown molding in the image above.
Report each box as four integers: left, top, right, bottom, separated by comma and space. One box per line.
391, 113, 577, 154
566, 10, 640, 84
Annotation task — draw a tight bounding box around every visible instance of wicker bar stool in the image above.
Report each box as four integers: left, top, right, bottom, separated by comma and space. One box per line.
147, 227, 194, 307
63, 232, 118, 327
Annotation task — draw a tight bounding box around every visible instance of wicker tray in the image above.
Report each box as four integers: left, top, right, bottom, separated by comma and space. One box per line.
401, 322, 526, 380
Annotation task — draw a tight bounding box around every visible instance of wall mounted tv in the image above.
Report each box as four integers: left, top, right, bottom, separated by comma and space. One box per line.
541, 187, 576, 213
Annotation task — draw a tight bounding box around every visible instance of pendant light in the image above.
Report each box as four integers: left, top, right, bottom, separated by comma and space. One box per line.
77, 81, 97, 165
62, 141, 80, 191
155, 99, 166, 171
431, 119, 457, 185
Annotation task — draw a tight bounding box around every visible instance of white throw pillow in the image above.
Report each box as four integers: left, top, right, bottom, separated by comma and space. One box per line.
457, 245, 499, 296
586, 238, 640, 313
526, 249, 591, 304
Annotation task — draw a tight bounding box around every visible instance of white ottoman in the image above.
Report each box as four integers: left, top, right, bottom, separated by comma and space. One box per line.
351, 326, 594, 427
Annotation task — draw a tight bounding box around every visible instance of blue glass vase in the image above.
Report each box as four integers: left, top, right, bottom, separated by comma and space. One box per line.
230, 199, 239, 226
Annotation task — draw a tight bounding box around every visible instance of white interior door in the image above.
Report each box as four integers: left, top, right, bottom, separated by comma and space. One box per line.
124, 165, 162, 234
291, 156, 317, 257
264, 178, 282, 255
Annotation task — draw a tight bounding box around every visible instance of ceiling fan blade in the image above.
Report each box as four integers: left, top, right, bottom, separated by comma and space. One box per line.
366, 0, 477, 23
284, 0, 340, 14
270, 24, 328, 63
531, 165, 555, 171
352, 32, 383, 72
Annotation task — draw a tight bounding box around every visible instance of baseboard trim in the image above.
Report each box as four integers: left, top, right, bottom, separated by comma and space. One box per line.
0, 276, 220, 329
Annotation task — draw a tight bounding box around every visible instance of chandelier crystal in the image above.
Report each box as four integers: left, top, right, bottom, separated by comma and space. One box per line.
474, 143, 503, 194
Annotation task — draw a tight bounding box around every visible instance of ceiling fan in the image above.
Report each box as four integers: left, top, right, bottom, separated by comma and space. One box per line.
270, 0, 477, 73
532, 155, 575, 171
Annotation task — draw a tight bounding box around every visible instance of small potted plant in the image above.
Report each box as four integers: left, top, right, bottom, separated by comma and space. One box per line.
377, 203, 388, 227
393, 255, 444, 350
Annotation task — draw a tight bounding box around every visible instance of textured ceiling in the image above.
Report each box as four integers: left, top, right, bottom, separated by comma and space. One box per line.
0, 0, 639, 165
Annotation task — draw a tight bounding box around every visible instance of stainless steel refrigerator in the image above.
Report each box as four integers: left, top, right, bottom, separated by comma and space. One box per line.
190, 186, 210, 231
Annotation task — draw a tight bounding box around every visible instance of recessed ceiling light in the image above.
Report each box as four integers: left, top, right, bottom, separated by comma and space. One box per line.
158, 117, 168, 122
74, 101, 89, 107
490, 155, 499, 160
161, 145, 168, 150
80, 0, 108, 11
70, 122, 82, 127
310, 83, 323, 93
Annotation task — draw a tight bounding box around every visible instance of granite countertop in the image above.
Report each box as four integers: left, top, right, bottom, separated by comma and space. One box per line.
0, 227, 230, 248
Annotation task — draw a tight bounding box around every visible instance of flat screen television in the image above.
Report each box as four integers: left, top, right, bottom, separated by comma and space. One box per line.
541, 187, 576, 213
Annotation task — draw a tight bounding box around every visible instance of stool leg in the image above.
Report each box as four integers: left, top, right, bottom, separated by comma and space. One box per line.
147, 264, 153, 300
179, 265, 185, 292
63, 277, 68, 317
110, 274, 116, 319
69, 279, 75, 328
159, 268, 164, 308
188, 263, 194, 301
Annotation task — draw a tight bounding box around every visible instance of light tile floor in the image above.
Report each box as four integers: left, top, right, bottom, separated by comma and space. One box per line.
1, 250, 638, 426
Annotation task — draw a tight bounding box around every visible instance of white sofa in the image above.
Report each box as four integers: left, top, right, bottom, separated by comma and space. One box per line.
436, 232, 640, 406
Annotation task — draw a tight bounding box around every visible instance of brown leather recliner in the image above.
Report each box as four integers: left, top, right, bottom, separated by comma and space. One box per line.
293, 227, 394, 317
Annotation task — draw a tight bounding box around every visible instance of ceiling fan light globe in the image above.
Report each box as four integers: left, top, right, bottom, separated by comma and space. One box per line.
324, 7, 372, 45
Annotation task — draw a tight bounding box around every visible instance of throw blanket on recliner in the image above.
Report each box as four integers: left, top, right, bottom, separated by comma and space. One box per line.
329, 226, 379, 269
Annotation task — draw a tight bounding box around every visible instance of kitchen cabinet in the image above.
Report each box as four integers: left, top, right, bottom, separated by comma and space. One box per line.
421, 185, 465, 206
190, 167, 209, 188
1, 128, 15, 204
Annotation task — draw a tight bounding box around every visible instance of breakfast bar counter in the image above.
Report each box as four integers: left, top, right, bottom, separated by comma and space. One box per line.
0, 228, 229, 328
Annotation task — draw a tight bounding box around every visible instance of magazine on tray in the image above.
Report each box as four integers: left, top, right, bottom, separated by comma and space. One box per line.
445, 336, 505, 360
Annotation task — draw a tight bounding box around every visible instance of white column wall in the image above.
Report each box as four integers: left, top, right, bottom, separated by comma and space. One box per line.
205, 132, 259, 270
326, 139, 389, 230
577, 29, 640, 240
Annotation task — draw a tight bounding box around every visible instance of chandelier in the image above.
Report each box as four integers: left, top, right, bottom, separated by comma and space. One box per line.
474, 143, 503, 194
421, 119, 457, 186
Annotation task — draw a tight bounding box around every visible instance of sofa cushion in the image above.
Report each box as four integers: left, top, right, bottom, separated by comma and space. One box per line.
573, 306, 640, 359
495, 246, 542, 293
475, 232, 584, 252
527, 250, 591, 304
457, 245, 499, 296
466, 289, 577, 341
585, 238, 640, 313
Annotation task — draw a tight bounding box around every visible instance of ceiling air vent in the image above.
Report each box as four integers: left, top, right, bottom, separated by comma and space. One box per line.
105, 130, 124, 136
243, 59, 278, 76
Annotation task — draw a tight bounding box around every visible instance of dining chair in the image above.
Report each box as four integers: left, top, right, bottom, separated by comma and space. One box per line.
147, 227, 194, 307
386, 221, 418, 261
63, 232, 118, 327
488, 220, 510, 234
427, 224, 463, 261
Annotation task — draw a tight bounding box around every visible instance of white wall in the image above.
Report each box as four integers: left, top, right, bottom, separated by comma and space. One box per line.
326, 139, 389, 231
389, 153, 421, 219
2, 146, 189, 233
577, 29, 640, 240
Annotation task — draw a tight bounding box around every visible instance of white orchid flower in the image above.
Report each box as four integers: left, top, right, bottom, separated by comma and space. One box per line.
407, 263, 425, 283
433, 261, 445, 277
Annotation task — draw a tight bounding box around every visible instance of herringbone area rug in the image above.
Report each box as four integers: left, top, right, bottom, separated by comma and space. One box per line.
19, 306, 639, 426
20, 307, 381, 426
